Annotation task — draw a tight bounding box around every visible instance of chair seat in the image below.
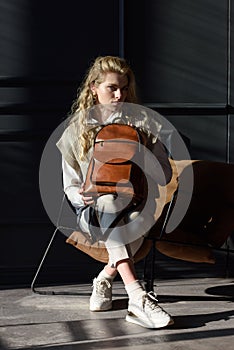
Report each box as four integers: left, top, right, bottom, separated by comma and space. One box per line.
66, 230, 152, 263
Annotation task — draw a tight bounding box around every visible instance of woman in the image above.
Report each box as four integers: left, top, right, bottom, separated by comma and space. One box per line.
57, 55, 174, 329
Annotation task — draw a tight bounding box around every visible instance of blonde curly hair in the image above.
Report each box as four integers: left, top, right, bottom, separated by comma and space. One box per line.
68, 56, 139, 160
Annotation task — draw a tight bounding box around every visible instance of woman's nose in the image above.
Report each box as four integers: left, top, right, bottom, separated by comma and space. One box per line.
115, 89, 121, 99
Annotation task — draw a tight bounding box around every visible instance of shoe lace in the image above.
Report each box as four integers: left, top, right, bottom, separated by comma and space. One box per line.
94, 279, 111, 297
142, 291, 161, 311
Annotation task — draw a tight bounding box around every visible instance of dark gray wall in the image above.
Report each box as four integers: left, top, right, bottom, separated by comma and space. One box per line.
125, 0, 234, 163
1, 0, 233, 287
0, 0, 120, 286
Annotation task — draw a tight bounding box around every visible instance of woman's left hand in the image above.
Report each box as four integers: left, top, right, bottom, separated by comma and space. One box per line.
78, 183, 94, 205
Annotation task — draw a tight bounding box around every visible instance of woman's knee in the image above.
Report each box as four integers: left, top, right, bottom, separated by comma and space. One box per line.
96, 194, 132, 213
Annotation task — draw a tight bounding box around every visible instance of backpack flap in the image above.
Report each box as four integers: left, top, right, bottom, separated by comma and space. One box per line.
83, 124, 146, 199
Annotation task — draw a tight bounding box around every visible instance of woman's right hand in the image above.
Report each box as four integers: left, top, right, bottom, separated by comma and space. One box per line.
78, 183, 94, 205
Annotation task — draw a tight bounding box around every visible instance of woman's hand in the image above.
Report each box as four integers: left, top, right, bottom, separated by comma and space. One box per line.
78, 183, 94, 205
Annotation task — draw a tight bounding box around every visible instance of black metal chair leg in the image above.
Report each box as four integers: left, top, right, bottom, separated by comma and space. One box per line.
31, 226, 60, 294
144, 190, 178, 292
149, 238, 156, 292
31, 225, 75, 295
143, 238, 156, 292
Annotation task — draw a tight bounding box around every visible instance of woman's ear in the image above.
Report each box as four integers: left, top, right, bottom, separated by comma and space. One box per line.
90, 82, 97, 103
90, 82, 96, 94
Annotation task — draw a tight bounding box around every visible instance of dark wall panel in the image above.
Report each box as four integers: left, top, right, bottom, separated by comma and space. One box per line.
231, 0, 234, 106
230, 115, 234, 163
0, 85, 77, 114
0, 224, 105, 286
0, 140, 47, 223
166, 115, 227, 162
125, 0, 227, 104
0, 0, 120, 286
0, 0, 119, 78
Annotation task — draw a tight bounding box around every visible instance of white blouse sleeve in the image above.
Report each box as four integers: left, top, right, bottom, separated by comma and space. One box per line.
62, 158, 84, 208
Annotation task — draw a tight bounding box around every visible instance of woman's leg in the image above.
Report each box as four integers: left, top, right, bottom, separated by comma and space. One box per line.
85, 194, 173, 328
89, 247, 142, 312
103, 264, 118, 277
89, 264, 117, 312
89, 194, 145, 311
116, 258, 137, 284
90, 245, 173, 329
115, 257, 174, 329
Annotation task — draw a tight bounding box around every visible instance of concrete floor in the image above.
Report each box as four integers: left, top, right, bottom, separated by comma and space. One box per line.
0, 277, 234, 350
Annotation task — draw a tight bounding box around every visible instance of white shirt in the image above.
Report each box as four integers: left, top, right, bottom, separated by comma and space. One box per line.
62, 157, 84, 208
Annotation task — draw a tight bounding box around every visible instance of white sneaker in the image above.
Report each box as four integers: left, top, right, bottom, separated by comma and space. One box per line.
126, 291, 174, 329
89, 277, 112, 311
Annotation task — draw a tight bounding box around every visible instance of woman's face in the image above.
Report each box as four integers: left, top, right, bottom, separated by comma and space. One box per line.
91, 72, 129, 105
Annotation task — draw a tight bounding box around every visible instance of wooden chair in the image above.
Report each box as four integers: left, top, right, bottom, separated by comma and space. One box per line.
32, 159, 234, 294
144, 159, 234, 291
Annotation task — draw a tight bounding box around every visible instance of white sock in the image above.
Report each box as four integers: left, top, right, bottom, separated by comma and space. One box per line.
125, 280, 145, 301
97, 268, 117, 282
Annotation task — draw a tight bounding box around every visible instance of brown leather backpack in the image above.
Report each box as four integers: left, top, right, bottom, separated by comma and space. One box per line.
83, 123, 147, 201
